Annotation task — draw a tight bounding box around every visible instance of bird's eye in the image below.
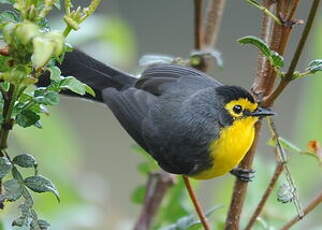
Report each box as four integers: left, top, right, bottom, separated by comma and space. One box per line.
233, 105, 243, 114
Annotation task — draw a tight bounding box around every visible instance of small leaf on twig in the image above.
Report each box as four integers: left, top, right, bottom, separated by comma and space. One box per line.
16, 110, 41, 128
131, 185, 146, 204
2, 179, 23, 202
24, 175, 60, 202
238, 35, 284, 68
13, 153, 37, 169
238, 35, 271, 57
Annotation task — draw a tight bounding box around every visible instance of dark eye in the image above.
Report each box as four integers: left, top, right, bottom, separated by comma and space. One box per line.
233, 105, 243, 114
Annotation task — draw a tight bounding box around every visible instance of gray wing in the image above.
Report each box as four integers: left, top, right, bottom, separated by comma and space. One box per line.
102, 64, 222, 175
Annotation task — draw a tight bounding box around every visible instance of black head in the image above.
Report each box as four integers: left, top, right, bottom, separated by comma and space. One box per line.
216, 85, 275, 126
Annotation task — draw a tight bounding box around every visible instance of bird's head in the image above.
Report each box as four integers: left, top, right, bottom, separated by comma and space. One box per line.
216, 85, 275, 127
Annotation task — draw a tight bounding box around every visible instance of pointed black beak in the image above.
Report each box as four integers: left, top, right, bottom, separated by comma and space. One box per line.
250, 107, 276, 117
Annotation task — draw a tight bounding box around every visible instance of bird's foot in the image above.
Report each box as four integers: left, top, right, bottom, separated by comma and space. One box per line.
230, 168, 255, 182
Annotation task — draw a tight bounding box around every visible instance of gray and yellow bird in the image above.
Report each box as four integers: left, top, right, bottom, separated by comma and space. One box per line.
39, 49, 275, 181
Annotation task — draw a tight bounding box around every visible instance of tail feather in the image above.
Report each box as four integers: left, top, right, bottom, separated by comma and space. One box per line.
37, 49, 136, 102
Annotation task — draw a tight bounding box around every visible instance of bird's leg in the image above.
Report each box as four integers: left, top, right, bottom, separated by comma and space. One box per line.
230, 168, 255, 182
182, 176, 211, 230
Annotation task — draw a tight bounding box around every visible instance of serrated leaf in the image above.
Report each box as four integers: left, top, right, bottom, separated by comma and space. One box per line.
47, 66, 62, 81
237, 35, 271, 57
13, 154, 37, 168
16, 110, 40, 128
12, 216, 28, 227
0, 157, 12, 179
306, 59, 322, 73
3, 179, 23, 201
60, 76, 86, 95
131, 185, 146, 204
270, 51, 284, 68
24, 175, 60, 202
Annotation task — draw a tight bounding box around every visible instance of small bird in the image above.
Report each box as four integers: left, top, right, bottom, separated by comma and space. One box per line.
39, 50, 275, 181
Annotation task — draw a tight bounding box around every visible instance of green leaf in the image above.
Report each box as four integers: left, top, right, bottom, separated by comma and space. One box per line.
12, 216, 28, 227
37, 219, 50, 230
54, 0, 61, 9
24, 175, 60, 202
3, 179, 23, 201
237, 35, 271, 57
84, 84, 96, 97
0, 10, 20, 25
306, 59, 322, 73
60, 76, 87, 95
0, 157, 12, 179
267, 136, 302, 153
41, 91, 59, 105
47, 66, 62, 81
131, 185, 146, 204
270, 51, 284, 68
13, 153, 37, 168
16, 110, 40, 128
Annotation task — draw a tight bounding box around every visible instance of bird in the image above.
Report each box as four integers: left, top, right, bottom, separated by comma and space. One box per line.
38, 49, 275, 181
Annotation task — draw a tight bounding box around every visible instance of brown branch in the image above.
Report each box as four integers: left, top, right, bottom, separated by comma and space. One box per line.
244, 162, 284, 230
280, 191, 322, 230
194, 0, 204, 50
183, 176, 210, 230
225, 1, 304, 229
134, 171, 175, 230
203, 0, 226, 48
264, 0, 321, 107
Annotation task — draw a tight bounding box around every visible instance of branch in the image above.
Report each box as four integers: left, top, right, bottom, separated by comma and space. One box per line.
264, 0, 321, 106
204, 0, 226, 48
225, 1, 304, 228
183, 176, 210, 230
244, 162, 284, 230
194, 0, 204, 50
134, 171, 175, 230
280, 191, 322, 230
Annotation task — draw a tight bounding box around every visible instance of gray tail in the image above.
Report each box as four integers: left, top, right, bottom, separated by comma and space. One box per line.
37, 49, 136, 102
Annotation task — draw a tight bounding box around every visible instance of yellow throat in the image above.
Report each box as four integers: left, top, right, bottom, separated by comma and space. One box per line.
193, 116, 258, 180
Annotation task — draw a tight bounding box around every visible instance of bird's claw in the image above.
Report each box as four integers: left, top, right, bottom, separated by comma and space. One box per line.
230, 168, 255, 182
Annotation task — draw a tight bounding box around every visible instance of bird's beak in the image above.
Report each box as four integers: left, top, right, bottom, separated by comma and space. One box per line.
250, 107, 276, 117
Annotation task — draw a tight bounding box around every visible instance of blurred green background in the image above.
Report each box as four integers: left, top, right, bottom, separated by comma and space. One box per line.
1, 1, 322, 229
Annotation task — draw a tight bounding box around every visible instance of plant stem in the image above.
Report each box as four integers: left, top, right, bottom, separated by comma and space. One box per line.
183, 176, 210, 230
134, 171, 175, 230
63, 25, 73, 38
244, 162, 284, 230
264, 0, 321, 106
204, 0, 226, 48
0, 84, 17, 209
280, 191, 322, 230
194, 0, 204, 50
225, 1, 305, 228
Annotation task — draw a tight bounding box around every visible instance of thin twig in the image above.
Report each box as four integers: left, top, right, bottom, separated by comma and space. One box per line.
280, 191, 322, 230
134, 171, 175, 230
244, 162, 284, 230
183, 176, 210, 230
267, 118, 303, 217
194, 0, 204, 50
264, 0, 321, 106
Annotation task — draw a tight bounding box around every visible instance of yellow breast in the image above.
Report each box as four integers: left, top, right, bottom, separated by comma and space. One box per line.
193, 117, 258, 180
